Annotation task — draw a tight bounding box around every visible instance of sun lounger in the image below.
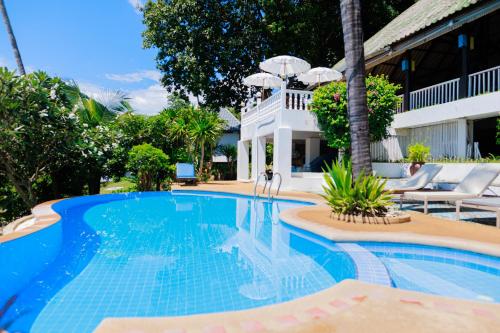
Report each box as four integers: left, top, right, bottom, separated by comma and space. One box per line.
176, 163, 197, 184
402, 164, 500, 214
456, 197, 500, 228
387, 164, 443, 194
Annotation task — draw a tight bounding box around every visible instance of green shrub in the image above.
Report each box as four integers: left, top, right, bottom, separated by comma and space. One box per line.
407, 143, 431, 163
127, 144, 171, 191
322, 160, 393, 217
311, 75, 400, 150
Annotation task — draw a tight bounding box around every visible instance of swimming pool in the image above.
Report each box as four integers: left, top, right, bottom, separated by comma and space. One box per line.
1, 191, 499, 332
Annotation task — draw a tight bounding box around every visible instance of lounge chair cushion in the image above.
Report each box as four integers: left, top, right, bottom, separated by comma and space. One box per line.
176, 163, 196, 179
461, 197, 500, 208
387, 164, 442, 191
453, 164, 500, 196
403, 191, 477, 202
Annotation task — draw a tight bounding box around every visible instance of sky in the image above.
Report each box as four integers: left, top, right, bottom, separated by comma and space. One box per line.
0, 0, 179, 115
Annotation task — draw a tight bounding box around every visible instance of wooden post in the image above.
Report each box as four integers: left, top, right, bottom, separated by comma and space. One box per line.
458, 33, 469, 98
401, 54, 411, 111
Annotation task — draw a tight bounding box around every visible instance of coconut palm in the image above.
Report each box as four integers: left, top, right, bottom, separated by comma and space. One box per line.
0, 0, 25, 75
189, 110, 226, 176
339, 0, 372, 178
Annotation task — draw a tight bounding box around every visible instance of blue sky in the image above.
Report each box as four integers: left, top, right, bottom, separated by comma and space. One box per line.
0, 0, 174, 114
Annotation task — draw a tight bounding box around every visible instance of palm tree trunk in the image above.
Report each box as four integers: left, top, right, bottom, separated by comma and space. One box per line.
340, 0, 371, 178
198, 141, 205, 176
0, 0, 25, 75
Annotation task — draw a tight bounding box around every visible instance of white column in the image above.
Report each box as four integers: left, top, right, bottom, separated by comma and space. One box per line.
456, 119, 467, 158
237, 140, 250, 180
305, 138, 320, 166
251, 136, 266, 180
273, 127, 292, 186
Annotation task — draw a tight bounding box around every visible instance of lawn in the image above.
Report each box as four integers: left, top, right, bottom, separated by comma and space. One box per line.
100, 178, 136, 194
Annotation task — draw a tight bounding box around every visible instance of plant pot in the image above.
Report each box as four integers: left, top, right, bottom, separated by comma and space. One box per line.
409, 162, 425, 176
336, 212, 411, 224
265, 170, 273, 180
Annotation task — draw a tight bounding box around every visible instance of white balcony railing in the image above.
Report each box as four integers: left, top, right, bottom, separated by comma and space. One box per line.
468, 64, 500, 97
409, 78, 460, 110
395, 94, 404, 113
285, 89, 313, 111
241, 90, 281, 124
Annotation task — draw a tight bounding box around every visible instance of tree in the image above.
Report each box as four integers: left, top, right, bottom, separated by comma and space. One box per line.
189, 110, 226, 176
0, 0, 25, 75
311, 75, 400, 151
0, 69, 79, 207
127, 143, 171, 191
142, 0, 415, 109
340, 0, 371, 178
217, 144, 237, 177
142, 0, 266, 108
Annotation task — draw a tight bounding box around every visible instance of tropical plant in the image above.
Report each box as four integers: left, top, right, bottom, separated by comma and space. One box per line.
496, 117, 500, 145
407, 143, 431, 162
322, 160, 393, 217
311, 75, 400, 151
189, 110, 226, 176
0, 0, 25, 75
127, 143, 171, 191
339, 0, 371, 178
217, 144, 237, 177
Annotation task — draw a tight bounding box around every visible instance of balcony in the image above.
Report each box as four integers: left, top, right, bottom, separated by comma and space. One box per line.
396, 64, 500, 113
242, 64, 500, 133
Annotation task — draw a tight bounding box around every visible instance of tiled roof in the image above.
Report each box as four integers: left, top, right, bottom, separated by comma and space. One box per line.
218, 108, 240, 131
333, 0, 481, 71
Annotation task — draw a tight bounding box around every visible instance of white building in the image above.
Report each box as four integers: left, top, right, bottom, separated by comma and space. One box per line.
237, 0, 500, 191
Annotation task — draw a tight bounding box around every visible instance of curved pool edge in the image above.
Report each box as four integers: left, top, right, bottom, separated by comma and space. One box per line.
95, 279, 500, 333
0, 199, 63, 244
280, 206, 500, 257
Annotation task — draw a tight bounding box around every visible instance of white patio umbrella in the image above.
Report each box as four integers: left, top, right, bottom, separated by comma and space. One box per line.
243, 72, 282, 89
297, 67, 342, 86
259, 55, 311, 78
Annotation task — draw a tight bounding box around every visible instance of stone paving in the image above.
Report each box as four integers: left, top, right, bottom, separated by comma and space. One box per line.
401, 201, 497, 227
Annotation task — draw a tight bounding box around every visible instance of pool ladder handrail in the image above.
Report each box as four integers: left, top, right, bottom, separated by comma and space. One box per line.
254, 172, 269, 198
267, 172, 282, 201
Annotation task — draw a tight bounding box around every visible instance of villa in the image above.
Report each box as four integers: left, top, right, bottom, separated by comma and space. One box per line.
237, 0, 500, 191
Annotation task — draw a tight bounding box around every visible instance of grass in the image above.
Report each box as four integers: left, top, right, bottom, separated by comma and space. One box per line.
100, 178, 136, 194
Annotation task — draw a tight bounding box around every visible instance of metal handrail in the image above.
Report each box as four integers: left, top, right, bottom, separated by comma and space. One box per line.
253, 172, 269, 198
267, 172, 282, 201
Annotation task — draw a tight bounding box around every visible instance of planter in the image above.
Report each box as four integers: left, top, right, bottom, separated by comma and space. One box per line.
409, 162, 425, 176
334, 212, 411, 224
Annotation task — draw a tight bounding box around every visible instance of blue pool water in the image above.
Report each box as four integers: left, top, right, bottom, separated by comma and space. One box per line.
1, 191, 499, 332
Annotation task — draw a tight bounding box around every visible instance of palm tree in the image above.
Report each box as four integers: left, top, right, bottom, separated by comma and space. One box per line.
189, 110, 226, 176
217, 144, 237, 177
340, 0, 372, 178
0, 0, 25, 75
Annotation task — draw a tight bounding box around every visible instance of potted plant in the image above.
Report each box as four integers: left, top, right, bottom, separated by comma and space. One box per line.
407, 143, 431, 175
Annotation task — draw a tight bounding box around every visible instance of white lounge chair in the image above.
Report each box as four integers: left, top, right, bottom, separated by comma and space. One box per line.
402, 164, 500, 214
456, 197, 500, 228
387, 164, 443, 193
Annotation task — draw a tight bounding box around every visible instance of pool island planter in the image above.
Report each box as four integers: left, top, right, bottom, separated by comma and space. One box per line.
334, 212, 411, 224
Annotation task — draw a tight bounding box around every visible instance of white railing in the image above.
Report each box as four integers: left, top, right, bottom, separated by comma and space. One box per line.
241, 90, 281, 125
395, 94, 404, 113
468, 65, 500, 97
285, 89, 313, 111
409, 78, 460, 110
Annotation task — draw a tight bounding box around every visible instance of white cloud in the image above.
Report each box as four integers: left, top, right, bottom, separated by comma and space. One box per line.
105, 70, 161, 83
79, 82, 199, 116
128, 0, 143, 14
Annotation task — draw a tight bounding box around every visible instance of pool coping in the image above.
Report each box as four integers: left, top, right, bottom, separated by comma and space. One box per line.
280, 206, 500, 257
0, 199, 62, 244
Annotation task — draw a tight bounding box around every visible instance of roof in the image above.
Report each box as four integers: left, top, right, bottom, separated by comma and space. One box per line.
218, 108, 240, 132
333, 0, 481, 71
